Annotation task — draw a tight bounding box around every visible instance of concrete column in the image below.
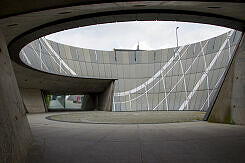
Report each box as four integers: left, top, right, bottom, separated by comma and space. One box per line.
208, 33, 245, 125
98, 81, 114, 111
81, 94, 97, 111
0, 31, 32, 162
231, 34, 245, 124
81, 81, 115, 111
20, 88, 46, 113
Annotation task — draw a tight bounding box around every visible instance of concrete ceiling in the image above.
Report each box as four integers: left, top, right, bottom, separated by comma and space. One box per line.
13, 62, 115, 94
0, 1, 243, 62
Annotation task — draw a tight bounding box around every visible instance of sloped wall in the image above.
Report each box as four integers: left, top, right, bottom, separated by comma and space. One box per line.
0, 32, 32, 162
21, 88, 46, 113
208, 33, 245, 125
98, 81, 114, 111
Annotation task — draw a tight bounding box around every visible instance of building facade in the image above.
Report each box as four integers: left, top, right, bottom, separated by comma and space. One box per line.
20, 30, 242, 111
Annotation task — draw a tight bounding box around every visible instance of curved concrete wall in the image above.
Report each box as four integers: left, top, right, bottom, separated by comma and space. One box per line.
20, 30, 242, 111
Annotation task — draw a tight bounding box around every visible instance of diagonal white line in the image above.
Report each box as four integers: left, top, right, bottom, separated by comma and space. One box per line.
30, 43, 49, 70
21, 50, 32, 65
178, 49, 189, 110
38, 39, 68, 74
161, 71, 169, 111
200, 41, 210, 107
42, 38, 77, 76
153, 41, 209, 110
115, 46, 184, 96
179, 30, 234, 110
113, 45, 190, 104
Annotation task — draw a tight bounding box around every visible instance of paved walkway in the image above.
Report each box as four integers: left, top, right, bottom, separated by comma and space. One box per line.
46, 111, 205, 124
26, 113, 245, 163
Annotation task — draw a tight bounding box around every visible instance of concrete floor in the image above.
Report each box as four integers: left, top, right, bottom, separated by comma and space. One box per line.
26, 113, 245, 163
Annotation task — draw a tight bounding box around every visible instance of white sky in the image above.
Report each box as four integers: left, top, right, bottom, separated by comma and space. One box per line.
46, 21, 231, 51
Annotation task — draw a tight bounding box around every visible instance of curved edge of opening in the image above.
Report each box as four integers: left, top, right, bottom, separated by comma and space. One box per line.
8, 9, 244, 65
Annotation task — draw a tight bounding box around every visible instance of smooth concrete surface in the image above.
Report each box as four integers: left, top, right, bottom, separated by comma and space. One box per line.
46, 111, 205, 124
13, 62, 116, 95
208, 41, 237, 123
98, 81, 114, 111
208, 33, 245, 125
27, 113, 245, 163
81, 94, 98, 111
231, 34, 245, 124
0, 31, 32, 163
21, 88, 46, 113
3, 1, 245, 57
81, 81, 114, 111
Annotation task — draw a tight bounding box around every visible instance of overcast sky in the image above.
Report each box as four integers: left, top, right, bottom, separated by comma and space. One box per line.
46, 21, 231, 51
